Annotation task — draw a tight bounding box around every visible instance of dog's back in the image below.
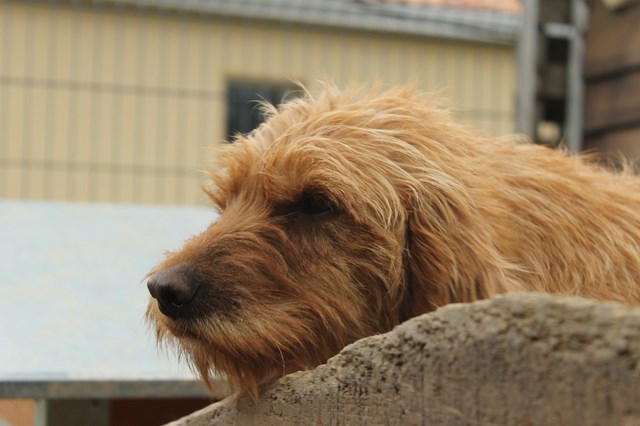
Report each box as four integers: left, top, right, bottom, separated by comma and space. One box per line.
361, 88, 640, 310
470, 140, 640, 305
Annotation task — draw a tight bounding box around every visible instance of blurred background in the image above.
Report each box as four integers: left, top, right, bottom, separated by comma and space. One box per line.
1, 0, 639, 424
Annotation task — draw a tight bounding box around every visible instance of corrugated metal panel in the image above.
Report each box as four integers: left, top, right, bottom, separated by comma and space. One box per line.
0, 1, 517, 204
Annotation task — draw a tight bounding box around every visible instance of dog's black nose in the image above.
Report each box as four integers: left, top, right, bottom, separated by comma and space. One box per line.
147, 266, 200, 318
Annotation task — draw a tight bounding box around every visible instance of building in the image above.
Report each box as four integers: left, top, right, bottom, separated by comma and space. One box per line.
0, 0, 521, 206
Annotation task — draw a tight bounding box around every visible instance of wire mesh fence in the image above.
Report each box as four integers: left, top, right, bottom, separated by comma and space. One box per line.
0, 0, 521, 205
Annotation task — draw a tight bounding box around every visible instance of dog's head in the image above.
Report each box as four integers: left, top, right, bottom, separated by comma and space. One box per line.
146, 85, 508, 398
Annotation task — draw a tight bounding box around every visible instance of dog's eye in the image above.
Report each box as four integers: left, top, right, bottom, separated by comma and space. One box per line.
297, 194, 333, 216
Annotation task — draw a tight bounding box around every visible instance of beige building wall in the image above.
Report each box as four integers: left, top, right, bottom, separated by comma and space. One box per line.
0, 1, 517, 205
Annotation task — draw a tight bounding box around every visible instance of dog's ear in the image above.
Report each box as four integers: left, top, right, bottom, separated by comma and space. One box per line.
401, 188, 511, 319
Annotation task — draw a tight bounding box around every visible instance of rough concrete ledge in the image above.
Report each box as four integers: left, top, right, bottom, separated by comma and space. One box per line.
168, 293, 640, 425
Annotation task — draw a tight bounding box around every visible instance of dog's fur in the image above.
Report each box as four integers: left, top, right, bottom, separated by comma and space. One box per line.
146, 85, 640, 399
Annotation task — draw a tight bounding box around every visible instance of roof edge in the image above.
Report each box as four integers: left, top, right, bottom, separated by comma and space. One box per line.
86, 0, 520, 45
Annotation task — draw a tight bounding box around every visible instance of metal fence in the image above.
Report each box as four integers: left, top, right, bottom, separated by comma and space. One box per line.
0, 0, 522, 205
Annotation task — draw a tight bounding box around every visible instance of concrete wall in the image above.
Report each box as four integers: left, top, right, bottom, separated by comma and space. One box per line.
169, 293, 640, 425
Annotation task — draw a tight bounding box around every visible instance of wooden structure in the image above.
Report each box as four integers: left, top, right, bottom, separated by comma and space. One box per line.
583, 0, 640, 162
517, 0, 588, 152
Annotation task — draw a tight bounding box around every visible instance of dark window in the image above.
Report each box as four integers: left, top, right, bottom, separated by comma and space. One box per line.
226, 81, 300, 141
546, 37, 569, 64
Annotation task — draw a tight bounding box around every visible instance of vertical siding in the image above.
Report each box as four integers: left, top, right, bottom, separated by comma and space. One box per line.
0, 2, 516, 205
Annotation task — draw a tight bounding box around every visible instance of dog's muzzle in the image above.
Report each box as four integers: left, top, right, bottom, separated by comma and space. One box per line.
147, 266, 201, 319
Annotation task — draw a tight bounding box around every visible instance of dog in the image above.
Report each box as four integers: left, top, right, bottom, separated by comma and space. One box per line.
146, 85, 640, 399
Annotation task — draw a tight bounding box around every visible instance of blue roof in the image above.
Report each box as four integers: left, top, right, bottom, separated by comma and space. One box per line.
0, 200, 226, 398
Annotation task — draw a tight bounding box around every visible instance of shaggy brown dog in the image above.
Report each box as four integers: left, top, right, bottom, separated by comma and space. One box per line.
146, 86, 640, 399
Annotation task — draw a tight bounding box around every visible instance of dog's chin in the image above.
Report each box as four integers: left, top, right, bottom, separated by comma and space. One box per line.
146, 302, 238, 370
146, 310, 219, 385
146, 302, 201, 347
169, 329, 269, 400
146, 298, 340, 399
